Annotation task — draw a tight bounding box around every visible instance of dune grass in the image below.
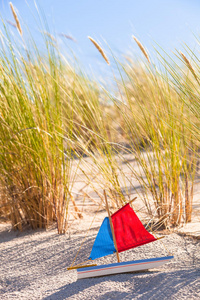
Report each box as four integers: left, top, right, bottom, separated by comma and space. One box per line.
0, 14, 81, 233
111, 58, 198, 227
0, 5, 199, 232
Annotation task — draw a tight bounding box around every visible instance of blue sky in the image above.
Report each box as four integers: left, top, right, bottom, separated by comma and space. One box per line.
0, 0, 200, 77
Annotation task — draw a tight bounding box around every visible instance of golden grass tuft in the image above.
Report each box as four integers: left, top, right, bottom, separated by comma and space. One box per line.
9, 2, 22, 36
180, 51, 199, 83
88, 36, 110, 65
132, 35, 150, 63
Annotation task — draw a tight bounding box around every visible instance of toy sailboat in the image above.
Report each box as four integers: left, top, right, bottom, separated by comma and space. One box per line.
69, 192, 173, 279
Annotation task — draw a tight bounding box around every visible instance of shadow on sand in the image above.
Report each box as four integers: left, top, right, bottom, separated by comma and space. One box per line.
43, 268, 200, 300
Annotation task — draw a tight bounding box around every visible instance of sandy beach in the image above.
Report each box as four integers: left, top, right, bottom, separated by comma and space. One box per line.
1, 2, 200, 300
1, 209, 200, 300
1, 155, 200, 299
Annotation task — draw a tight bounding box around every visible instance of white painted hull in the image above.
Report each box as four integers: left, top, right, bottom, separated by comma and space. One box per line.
77, 256, 173, 279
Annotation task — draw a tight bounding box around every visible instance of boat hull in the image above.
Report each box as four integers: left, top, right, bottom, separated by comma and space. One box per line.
77, 256, 173, 279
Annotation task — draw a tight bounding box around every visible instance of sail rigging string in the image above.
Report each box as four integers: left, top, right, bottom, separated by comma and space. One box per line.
69, 197, 173, 269
126, 201, 173, 256
145, 215, 173, 256
150, 227, 173, 256
69, 201, 102, 269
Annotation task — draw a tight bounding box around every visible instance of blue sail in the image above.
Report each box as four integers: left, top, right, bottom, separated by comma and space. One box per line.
89, 217, 116, 260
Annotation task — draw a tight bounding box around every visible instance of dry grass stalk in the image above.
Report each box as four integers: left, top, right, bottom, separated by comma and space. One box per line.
84, 192, 106, 211
185, 173, 193, 223
180, 51, 199, 83
6, 19, 17, 28
44, 31, 56, 42
88, 36, 110, 65
9, 2, 22, 36
70, 193, 83, 219
59, 33, 77, 42
185, 173, 190, 222
132, 36, 150, 63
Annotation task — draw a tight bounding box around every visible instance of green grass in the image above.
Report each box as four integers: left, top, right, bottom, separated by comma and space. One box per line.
0, 16, 79, 233
107, 55, 198, 227
0, 5, 199, 232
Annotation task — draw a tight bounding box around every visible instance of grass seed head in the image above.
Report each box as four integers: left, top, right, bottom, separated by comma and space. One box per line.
9, 2, 22, 36
180, 51, 195, 72
132, 35, 150, 63
88, 36, 110, 65
180, 51, 199, 83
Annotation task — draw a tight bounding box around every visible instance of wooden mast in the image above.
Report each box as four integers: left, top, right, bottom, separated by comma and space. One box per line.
104, 190, 120, 263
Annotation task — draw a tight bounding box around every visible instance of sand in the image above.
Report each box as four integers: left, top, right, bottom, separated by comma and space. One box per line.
1, 216, 200, 300
1, 154, 200, 299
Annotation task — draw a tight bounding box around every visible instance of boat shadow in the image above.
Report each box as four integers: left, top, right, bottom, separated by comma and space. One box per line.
43, 268, 200, 300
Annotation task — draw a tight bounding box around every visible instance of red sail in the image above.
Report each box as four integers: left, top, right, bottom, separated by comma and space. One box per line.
111, 204, 156, 253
